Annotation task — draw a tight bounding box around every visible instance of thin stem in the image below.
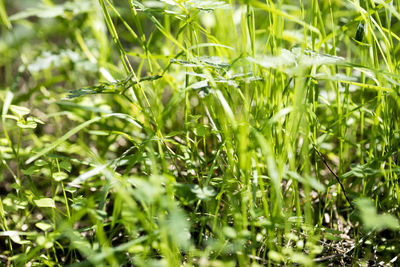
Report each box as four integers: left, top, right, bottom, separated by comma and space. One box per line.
313, 144, 354, 209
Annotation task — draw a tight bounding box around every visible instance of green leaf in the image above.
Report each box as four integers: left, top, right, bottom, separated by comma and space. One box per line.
223, 226, 237, 239
268, 251, 284, 262
291, 253, 312, 265
296, 49, 344, 66
53, 172, 68, 182
0, 233, 33, 248
190, 185, 216, 200
10, 105, 30, 117
194, 125, 209, 137
190, 80, 209, 90
28, 116, 45, 124
34, 159, 48, 167
35, 222, 53, 232
36, 235, 53, 249
17, 120, 37, 129
60, 161, 72, 172
21, 166, 39, 175
9, 232, 30, 245
247, 49, 296, 69
34, 198, 55, 208
248, 48, 344, 71
186, 0, 231, 11
64, 187, 77, 194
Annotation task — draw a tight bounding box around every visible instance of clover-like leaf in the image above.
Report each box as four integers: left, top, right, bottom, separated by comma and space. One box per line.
10, 105, 30, 118
17, 119, 37, 129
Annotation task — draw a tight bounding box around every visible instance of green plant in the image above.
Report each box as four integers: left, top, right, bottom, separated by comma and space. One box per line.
1, 0, 399, 266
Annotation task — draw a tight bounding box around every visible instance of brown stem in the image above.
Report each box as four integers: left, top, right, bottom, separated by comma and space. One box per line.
313, 144, 354, 210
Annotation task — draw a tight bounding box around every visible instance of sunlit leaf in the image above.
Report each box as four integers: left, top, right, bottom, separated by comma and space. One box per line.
35, 222, 53, 232
190, 184, 216, 200
34, 198, 55, 208
28, 116, 45, 124
37, 235, 53, 249
190, 80, 209, 90
10, 105, 30, 117
160, 0, 179, 6
17, 119, 37, 129
34, 159, 48, 167
9, 232, 30, 245
298, 50, 344, 66
186, 0, 231, 11
247, 49, 296, 69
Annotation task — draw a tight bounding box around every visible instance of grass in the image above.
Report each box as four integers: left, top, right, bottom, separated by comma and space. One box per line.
1, 0, 400, 266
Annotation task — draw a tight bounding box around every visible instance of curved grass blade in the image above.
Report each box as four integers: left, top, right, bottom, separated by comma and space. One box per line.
26, 113, 142, 164
0, 0, 11, 29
